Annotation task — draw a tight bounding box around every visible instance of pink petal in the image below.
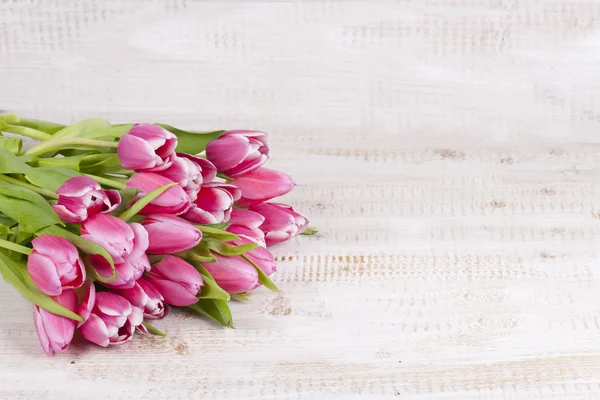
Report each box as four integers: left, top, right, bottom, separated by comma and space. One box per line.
102, 190, 122, 213
206, 135, 252, 171
56, 176, 101, 196
232, 168, 295, 207
95, 292, 133, 317
204, 255, 259, 294
265, 231, 293, 246
27, 254, 62, 296
77, 281, 96, 326
117, 133, 159, 170
128, 223, 149, 260
31, 235, 78, 264
79, 313, 110, 347
229, 209, 265, 229
33, 306, 53, 356
145, 276, 200, 306
152, 256, 203, 287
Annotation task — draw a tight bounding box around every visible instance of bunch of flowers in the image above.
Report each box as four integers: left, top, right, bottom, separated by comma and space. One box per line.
0, 114, 315, 356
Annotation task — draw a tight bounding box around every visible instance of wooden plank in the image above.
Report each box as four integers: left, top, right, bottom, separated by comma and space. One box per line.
1, 0, 600, 398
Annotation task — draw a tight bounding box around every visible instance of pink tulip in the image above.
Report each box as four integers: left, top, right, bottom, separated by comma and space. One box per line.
112, 278, 169, 320
126, 172, 191, 215
141, 214, 202, 254
81, 214, 145, 263
83, 219, 150, 287
226, 209, 266, 246
250, 203, 308, 246
27, 235, 85, 296
77, 281, 96, 326
117, 123, 177, 172
159, 154, 217, 201
205, 130, 269, 177
231, 167, 295, 208
145, 256, 203, 306
52, 176, 121, 223
233, 237, 276, 276
182, 183, 240, 224
203, 254, 259, 294
33, 290, 78, 356
79, 292, 144, 347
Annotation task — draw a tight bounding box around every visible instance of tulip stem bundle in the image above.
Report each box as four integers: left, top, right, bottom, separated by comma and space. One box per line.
0, 113, 316, 356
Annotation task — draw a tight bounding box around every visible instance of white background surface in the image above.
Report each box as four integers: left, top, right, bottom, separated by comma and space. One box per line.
2, 1, 600, 399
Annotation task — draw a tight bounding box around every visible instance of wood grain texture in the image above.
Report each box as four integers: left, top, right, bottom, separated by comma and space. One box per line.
2, 0, 600, 398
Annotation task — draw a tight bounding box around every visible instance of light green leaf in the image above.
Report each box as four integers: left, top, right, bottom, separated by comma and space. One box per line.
118, 183, 177, 222
142, 321, 167, 336
0, 195, 61, 232
80, 154, 124, 174
0, 148, 33, 174
185, 243, 217, 263
158, 124, 224, 154
36, 154, 87, 171
231, 293, 250, 301
0, 238, 31, 254
0, 253, 84, 322
301, 226, 319, 235
187, 299, 234, 328
186, 259, 230, 301
241, 254, 278, 292
13, 118, 66, 134
109, 188, 138, 216
25, 167, 79, 191
203, 238, 259, 256
0, 181, 55, 214
0, 215, 16, 228
50, 118, 112, 140
0, 225, 11, 235
37, 225, 117, 283
197, 225, 239, 242
0, 137, 22, 155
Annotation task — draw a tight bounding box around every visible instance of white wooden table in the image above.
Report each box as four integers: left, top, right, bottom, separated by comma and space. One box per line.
2, 1, 600, 398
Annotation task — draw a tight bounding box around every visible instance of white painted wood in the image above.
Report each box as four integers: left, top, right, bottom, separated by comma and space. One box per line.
2, 0, 600, 398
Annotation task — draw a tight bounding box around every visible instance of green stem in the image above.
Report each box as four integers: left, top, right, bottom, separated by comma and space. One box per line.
2, 125, 52, 141
25, 138, 118, 156
82, 173, 126, 190
0, 175, 58, 199
0, 238, 31, 255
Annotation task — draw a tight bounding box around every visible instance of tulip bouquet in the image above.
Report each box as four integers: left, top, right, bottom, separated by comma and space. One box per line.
0, 114, 314, 356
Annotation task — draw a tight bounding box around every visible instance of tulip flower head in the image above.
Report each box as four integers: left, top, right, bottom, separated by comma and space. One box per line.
117, 123, 177, 172
27, 235, 86, 296
52, 176, 121, 223
205, 130, 269, 177
33, 290, 78, 356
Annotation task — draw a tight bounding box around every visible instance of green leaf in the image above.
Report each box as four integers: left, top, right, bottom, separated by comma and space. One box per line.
185, 243, 217, 263
36, 154, 87, 171
142, 321, 167, 336
186, 260, 230, 301
109, 188, 138, 216
231, 293, 250, 301
50, 118, 112, 140
187, 299, 234, 328
197, 225, 239, 242
0, 253, 84, 322
118, 183, 177, 222
301, 226, 319, 235
25, 167, 79, 192
37, 225, 117, 283
0, 215, 16, 228
203, 238, 259, 256
0, 225, 11, 235
80, 154, 124, 174
0, 148, 33, 174
13, 118, 66, 134
0, 181, 55, 214
0, 238, 31, 254
0, 195, 61, 232
158, 124, 224, 154
0, 137, 22, 155
241, 254, 278, 292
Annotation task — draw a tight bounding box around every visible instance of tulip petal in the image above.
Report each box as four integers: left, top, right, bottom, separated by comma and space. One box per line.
128, 223, 149, 260
102, 190, 122, 213
27, 254, 63, 296
95, 292, 132, 317
80, 313, 110, 347
232, 168, 295, 207
33, 306, 53, 356
118, 134, 159, 170
56, 176, 101, 196
77, 281, 96, 326
145, 277, 200, 306
31, 235, 79, 264
229, 209, 265, 229
204, 255, 259, 294
206, 135, 251, 171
